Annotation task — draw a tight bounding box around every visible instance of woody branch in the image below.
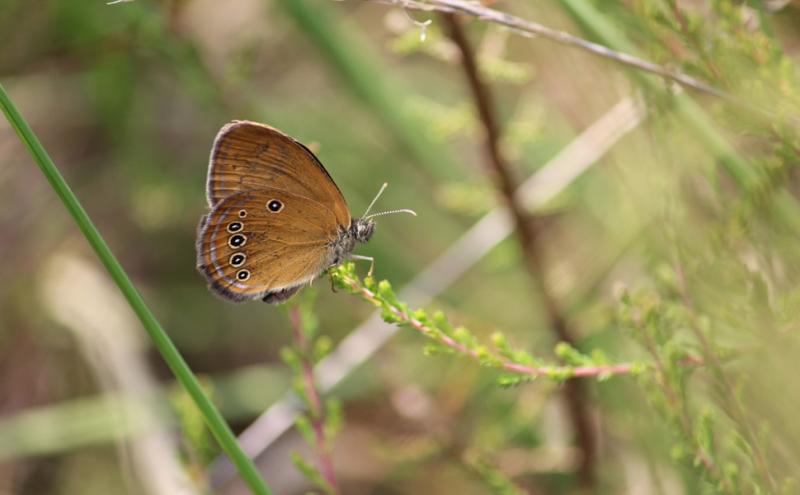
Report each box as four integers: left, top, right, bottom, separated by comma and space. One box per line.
441, 13, 598, 487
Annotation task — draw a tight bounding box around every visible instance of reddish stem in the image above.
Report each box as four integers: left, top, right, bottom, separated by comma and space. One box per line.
289, 307, 340, 495
341, 274, 643, 380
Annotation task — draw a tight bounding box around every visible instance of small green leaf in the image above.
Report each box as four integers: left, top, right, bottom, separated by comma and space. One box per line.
475, 346, 501, 367
497, 373, 532, 388
291, 452, 329, 492
432, 311, 454, 334
377, 280, 395, 300
380, 305, 401, 324
412, 308, 428, 322
294, 415, 315, 445
491, 332, 510, 352
546, 366, 574, 383
696, 408, 715, 455
453, 326, 478, 349
313, 336, 333, 362
281, 347, 300, 370
324, 398, 343, 441
423, 342, 454, 356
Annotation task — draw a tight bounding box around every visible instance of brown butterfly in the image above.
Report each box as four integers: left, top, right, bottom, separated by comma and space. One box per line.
196, 121, 414, 304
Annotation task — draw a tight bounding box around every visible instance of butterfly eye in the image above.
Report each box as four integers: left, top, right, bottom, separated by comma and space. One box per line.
229, 252, 246, 267
238, 210, 247, 218
228, 234, 247, 248
236, 269, 250, 281
227, 222, 243, 233
267, 199, 284, 213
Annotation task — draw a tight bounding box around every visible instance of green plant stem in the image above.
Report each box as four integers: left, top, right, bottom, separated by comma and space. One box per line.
0, 83, 272, 495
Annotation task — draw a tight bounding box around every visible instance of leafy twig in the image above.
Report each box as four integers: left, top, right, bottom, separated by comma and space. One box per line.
330, 264, 644, 383
618, 287, 733, 492
285, 302, 341, 495
673, 259, 777, 492
664, 0, 724, 82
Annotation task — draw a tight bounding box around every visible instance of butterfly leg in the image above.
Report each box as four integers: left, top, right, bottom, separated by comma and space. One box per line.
329, 271, 338, 293
350, 254, 375, 277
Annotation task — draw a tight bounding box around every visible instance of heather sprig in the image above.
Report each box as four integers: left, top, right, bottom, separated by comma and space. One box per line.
282, 292, 342, 495
330, 263, 645, 386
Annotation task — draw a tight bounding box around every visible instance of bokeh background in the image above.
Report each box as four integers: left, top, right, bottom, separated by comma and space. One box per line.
2, 1, 800, 494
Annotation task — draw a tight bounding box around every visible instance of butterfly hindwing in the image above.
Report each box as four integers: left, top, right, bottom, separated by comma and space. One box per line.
196, 188, 340, 302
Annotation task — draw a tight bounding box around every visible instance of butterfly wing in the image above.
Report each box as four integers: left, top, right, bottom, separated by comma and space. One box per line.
196, 188, 339, 302
207, 120, 351, 227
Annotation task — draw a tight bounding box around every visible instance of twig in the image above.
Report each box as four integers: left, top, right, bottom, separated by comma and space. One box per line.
673, 259, 777, 492
442, 13, 596, 486
288, 307, 340, 495
370, 0, 727, 99
636, 322, 731, 491
372, 0, 800, 127
664, 0, 723, 82
335, 269, 639, 380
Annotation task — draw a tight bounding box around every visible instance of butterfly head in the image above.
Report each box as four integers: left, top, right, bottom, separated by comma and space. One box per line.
351, 217, 376, 244
335, 183, 415, 263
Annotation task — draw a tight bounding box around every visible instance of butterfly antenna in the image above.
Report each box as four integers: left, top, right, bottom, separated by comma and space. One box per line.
362, 182, 388, 218
365, 208, 417, 220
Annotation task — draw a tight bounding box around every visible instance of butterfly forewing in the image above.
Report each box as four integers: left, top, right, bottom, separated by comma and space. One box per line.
207, 120, 351, 226
197, 189, 340, 302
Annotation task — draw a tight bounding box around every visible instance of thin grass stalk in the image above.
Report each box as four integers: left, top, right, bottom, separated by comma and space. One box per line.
372, 0, 727, 98
0, 83, 272, 495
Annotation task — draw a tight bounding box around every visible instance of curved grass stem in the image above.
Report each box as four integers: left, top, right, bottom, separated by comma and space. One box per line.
0, 83, 272, 495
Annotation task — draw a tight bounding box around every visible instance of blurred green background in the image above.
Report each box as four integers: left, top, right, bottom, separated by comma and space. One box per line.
2, 0, 800, 494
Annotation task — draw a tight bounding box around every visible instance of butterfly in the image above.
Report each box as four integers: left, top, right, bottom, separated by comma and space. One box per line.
196, 121, 414, 304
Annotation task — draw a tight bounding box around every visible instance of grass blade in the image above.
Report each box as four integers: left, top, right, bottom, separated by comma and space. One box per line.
0, 82, 272, 495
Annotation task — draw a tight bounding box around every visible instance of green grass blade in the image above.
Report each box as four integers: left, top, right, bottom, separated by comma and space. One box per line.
0, 83, 272, 495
